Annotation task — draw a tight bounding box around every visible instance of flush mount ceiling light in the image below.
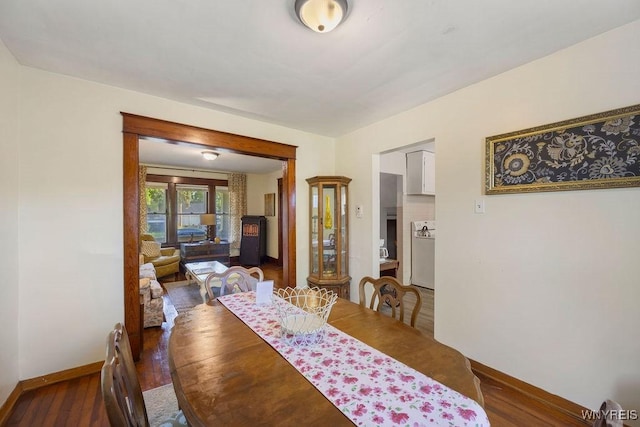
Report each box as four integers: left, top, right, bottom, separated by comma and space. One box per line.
294, 0, 348, 33
201, 151, 218, 161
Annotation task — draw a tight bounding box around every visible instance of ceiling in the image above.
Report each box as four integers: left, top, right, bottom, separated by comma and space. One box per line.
1, 1, 639, 171
140, 137, 283, 174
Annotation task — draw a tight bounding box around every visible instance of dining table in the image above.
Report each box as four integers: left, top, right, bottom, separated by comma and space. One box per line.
168, 293, 485, 426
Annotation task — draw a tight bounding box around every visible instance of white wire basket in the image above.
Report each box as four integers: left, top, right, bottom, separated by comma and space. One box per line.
273, 287, 338, 346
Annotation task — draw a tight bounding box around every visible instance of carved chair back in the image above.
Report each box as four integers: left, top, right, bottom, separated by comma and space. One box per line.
101, 323, 149, 427
358, 276, 423, 327
205, 266, 265, 301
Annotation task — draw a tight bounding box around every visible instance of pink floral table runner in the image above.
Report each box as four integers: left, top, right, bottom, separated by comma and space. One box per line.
218, 292, 490, 426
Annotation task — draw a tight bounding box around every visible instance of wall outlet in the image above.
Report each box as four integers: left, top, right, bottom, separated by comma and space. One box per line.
474, 199, 485, 214
355, 205, 364, 218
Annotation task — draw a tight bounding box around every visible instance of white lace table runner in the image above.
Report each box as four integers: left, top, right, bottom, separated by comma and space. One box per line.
218, 292, 489, 426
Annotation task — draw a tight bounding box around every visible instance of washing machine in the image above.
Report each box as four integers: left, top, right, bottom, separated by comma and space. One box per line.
411, 220, 435, 289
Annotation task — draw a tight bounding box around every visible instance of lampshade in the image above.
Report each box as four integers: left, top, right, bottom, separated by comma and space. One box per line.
199, 214, 216, 225
294, 0, 348, 33
201, 151, 218, 161
200, 213, 216, 241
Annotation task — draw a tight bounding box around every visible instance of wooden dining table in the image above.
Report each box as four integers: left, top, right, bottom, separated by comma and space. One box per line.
168, 296, 484, 426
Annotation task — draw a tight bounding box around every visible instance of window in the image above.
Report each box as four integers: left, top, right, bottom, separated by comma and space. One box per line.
215, 186, 230, 241
145, 175, 228, 245
145, 183, 167, 242
177, 185, 208, 243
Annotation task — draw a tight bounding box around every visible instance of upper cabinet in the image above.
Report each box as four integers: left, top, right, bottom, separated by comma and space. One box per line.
406, 150, 435, 195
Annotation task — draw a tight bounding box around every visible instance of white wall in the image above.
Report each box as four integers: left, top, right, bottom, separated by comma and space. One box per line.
337, 20, 640, 418
0, 39, 21, 405
247, 170, 283, 260
13, 64, 333, 381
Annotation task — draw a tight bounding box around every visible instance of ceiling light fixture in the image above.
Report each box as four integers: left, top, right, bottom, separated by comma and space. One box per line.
201, 151, 218, 161
294, 0, 348, 33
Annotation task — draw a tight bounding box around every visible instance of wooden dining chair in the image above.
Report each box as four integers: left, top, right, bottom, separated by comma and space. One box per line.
101, 323, 185, 427
358, 276, 423, 327
205, 266, 264, 301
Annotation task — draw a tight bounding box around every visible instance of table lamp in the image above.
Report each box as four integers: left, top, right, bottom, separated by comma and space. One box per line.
199, 213, 216, 242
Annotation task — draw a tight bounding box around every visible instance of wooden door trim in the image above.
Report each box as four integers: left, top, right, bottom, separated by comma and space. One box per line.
277, 178, 283, 266
123, 113, 297, 359
122, 113, 296, 159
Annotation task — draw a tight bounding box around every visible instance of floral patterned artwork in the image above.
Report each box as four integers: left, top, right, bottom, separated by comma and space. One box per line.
486, 104, 640, 194
218, 292, 490, 427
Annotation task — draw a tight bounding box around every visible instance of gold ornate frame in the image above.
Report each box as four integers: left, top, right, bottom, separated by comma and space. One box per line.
486, 104, 640, 194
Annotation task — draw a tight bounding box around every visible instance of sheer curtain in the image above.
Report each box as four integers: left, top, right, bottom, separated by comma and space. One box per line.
139, 166, 147, 235
228, 173, 247, 250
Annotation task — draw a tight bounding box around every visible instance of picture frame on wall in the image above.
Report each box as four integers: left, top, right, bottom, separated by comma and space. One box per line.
485, 103, 640, 194
264, 193, 275, 216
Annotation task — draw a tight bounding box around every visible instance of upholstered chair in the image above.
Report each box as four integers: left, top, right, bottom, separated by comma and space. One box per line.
139, 263, 165, 328
140, 233, 180, 279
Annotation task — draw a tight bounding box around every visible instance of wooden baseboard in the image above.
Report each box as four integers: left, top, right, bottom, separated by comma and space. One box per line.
230, 256, 280, 267
0, 361, 103, 424
470, 359, 588, 423
20, 361, 103, 391
265, 256, 280, 265
0, 382, 24, 426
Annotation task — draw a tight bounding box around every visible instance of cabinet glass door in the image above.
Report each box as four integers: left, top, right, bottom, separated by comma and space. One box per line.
321, 185, 337, 278
340, 185, 347, 275
311, 184, 319, 275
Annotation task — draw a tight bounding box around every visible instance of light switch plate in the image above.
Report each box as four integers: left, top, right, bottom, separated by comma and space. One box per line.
474, 199, 485, 214
355, 205, 364, 218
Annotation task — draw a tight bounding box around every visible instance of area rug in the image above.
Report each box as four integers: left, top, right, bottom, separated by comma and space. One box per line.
163, 280, 204, 313
142, 384, 187, 426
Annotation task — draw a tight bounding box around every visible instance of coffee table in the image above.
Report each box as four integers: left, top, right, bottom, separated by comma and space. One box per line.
184, 260, 229, 303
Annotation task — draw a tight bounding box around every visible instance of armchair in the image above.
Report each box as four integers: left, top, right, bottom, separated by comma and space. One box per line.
140, 234, 180, 279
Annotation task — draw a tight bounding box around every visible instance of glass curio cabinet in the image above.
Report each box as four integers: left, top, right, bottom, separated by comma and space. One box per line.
306, 176, 351, 299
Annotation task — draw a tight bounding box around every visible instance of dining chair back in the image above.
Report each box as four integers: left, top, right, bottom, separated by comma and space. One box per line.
101, 322, 149, 427
101, 323, 186, 426
205, 266, 264, 301
358, 276, 423, 327
593, 399, 623, 427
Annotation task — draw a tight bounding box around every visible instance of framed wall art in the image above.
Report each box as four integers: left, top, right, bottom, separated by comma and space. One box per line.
264, 193, 275, 216
486, 104, 640, 194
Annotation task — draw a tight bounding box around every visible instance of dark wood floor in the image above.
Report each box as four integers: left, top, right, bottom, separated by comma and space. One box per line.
5, 262, 588, 426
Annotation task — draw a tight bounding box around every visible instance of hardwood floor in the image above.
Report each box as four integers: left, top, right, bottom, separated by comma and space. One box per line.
5, 264, 588, 426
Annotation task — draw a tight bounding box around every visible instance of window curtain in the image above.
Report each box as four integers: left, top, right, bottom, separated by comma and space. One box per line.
228, 173, 247, 250
139, 166, 147, 235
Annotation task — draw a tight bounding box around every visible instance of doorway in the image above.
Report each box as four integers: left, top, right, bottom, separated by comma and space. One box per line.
379, 140, 435, 284
379, 172, 402, 278
123, 113, 297, 358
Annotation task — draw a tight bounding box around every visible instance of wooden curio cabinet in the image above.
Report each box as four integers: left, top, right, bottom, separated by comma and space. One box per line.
306, 176, 351, 299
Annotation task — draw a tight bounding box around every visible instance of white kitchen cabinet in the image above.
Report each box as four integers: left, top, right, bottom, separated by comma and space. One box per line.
406, 150, 435, 195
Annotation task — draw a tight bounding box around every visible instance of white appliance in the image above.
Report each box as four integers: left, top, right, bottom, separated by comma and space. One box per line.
379, 239, 389, 262
411, 220, 435, 289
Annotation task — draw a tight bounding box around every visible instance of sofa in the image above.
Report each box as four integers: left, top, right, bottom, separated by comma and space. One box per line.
140, 233, 181, 279
139, 260, 165, 328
